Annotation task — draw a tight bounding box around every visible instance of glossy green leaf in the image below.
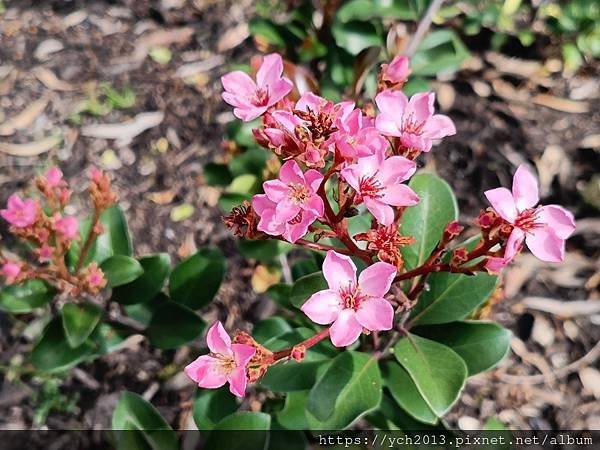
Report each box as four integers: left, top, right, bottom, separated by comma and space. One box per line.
0, 280, 53, 313
204, 412, 270, 450
414, 321, 511, 375
112, 391, 178, 450
238, 239, 292, 263
382, 361, 437, 425
169, 248, 225, 309
409, 272, 498, 326
193, 387, 238, 430
228, 174, 260, 195
90, 322, 132, 355
146, 300, 205, 349
400, 173, 458, 269
112, 254, 170, 305
218, 192, 251, 213
394, 334, 467, 417
265, 283, 293, 310
100, 255, 144, 288
261, 360, 327, 393
228, 147, 268, 177
307, 351, 382, 429
411, 30, 470, 76
31, 318, 95, 372
70, 205, 132, 266
249, 17, 287, 48
253, 317, 293, 344
290, 271, 327, 309
203, 162, 233, 187
276, 391, 309, 430
331, 20, 382, 56
61, 302, 102, 348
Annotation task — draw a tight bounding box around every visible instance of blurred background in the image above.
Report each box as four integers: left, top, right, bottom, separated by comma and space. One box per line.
0, 0, 598, 431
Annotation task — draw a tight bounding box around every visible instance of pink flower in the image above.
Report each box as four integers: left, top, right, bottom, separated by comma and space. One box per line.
341, 153, 419, 225
185, 321, 256, 398
1, 261, 21, 284
1, 194, 40, 228
375, 90, 456, 152
54, 215, 79, 239
44, 167, 64, 188
380, 55, 411, 85
252, 194, 319, 243
221, 53, 293, 122
301, 251, 397, 347
85, 263, 106, 288
262, 160, 324, 221
485, 165, 576, 268
334, 108, 388, 161
38, 245, 53, 262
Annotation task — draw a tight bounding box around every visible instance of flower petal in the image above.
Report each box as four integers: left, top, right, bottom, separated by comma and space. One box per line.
525, 226, 565, 263
228, 366, 248, 398
279, 160, 304, 185
407, 92, 434, 123
304, 169, 324, 193
512, 165, 539, 211
185, 355, 228, 388
375, 113, 401, 137
329, 309, 363, 347
422, 114, 456, 139
382, 184, 419, 207
322, 250, 357, 291
375, 90, 408, 116
232, 343, 256, 368
256, 53, 284, 88
263, 179, 290, 203
377, 156, 416, 184
484, 187, 518, 223
206, 321, 232, 356
221, 71, 257, 97
355, 297, 394, 331
301, 289, 342, 325
538, 205, 575, 240
364, 197, 395, 226
504, 228, 525, 261
267, 78, 293, 105
358, 262, 397, 297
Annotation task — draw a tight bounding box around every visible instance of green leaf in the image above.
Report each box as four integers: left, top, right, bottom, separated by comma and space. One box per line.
290, 271, 327, 309
70, 205, 132, 266
277, 391, 309, 429
228, 147, 268, 177
228, 174, 259, 195
205, 412, 270, 450
90, 322, 132, 354
218, 192, 251, 213
61, 302, 102, 348
261, 360, 327, 393
249, 17, 287, 48
394, 334, 467, 417
31, 318, 95, 372
411, 30, 470, 76
170, 204, 195, 222
146, 299, 205, 349
253, 317, 293, 344
382, 361, 437, 425
203, 162, 233, 187
100, 255, 144, 288
112, 254, 170, 305
331, 20, 382, 56
409, 272, 498, 326
368, 393, 444, 433
238, 239, 292, 263
0, 280, 53, 313
265, 283, 293, 310
193, 387, 238, 430
414, 321, 511, 375
400, 173, 458, 269
112, 391, 178, 450
169, 248, 226, 309
306, 351, 382, 429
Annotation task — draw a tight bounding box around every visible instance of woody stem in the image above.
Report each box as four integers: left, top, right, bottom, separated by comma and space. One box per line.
271, 327, 330, 361
75, 208, 102, 274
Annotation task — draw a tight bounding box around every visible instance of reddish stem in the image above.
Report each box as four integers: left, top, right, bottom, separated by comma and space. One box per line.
271, 327, 330, 361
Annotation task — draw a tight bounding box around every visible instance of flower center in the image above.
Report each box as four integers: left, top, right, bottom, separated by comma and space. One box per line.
514, 208, 541, 233
214, 355, 236, 375
251, 88, 269, 107
289, 183, 309, 204
358, 175, 384, 199
339, 283, 366, 311
401, 112, 425, 135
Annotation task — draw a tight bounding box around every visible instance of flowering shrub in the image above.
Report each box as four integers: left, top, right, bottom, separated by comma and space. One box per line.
183, 52, 575, 434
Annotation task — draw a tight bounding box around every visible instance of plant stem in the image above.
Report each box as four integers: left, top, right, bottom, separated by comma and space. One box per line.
271, 327, 330, 361
405, 0, 446, 57
75, 208, 101, 273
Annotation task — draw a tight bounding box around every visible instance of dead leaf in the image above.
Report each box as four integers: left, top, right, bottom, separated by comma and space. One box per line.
0, 67, 17, 96
580, 134, 600, 149
532, 94, 589, 113
0, 134, 61, 156
251, 265, 281, 293
436, 83, 455, 111
217, 23, 249, 53
147, 189, 177, 205
33, 67, 76, 91
579, 368, 600, 399
175, 55, 224, 78
521, 297, 600, 318
352, 46, 381, 97
535, 145, 571, 197
132, 27, 194, 62
81, 111, 164, 143
34, 39, 64, 61
177, 233, 197, 259
485, 51, 544, 79
0, 95, 50, 136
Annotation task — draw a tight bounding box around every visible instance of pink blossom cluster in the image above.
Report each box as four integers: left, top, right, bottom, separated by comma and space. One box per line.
1, 167, 116, 296
185, 53, 576, 398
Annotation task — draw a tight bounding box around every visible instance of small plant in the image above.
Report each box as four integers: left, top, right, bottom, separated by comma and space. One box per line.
180, 52, 575, 437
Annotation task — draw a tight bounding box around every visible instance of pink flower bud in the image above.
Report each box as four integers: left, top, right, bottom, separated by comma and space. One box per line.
1, 261, 21, 284
44, 167, 64, 188
380, 55, 411, 86
38, 244, 53, 262
54, 215, 79, 240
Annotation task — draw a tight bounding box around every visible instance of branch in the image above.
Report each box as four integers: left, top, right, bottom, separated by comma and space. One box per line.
405, 0, 446, 57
